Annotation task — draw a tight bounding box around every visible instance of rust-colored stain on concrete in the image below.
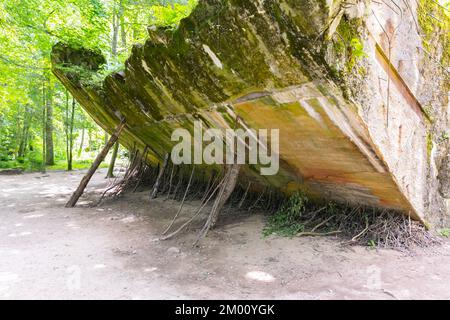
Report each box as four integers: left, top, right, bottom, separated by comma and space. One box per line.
233, 89, 419, 220
375, 43, 429, 122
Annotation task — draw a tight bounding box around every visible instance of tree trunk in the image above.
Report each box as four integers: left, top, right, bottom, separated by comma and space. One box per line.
66, 120, 126, 208
45, 83, 54, 166
119, 0, 126, 49
78, 126, 85, 158
18, 106, 31, 158
68, 98, 76, 171
104, 132, 109, 147
87, 128, 92, 151
65, 91, 70, 169
41, 82, 46, 173
106, 141, 119, 178
111, 3, 119, 57
210, 164, 241, 228
194, 163, 241, 245
151, 153, 169, 199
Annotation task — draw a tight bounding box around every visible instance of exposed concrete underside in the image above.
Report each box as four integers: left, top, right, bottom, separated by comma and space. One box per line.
52, 0, 450, 224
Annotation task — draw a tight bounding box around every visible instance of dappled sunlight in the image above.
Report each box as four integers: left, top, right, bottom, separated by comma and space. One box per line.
245, 271, 275, 283
27, 202, 47, 207
121, 216, 138, 224
23, 214, 44, 219
66, 222, 80, 230
1, 188, 21, 193
0, 249, 21, 256
77, 201, 92, 206
8, 231, 32, 237
38, 184, 73, 197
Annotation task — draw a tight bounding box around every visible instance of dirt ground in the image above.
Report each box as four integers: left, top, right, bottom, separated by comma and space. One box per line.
1, 169, 450, 300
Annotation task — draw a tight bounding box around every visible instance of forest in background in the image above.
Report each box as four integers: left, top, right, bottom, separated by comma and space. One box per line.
0, 0, 196, 172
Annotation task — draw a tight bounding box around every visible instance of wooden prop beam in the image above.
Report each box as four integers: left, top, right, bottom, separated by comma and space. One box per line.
65, 119, 126, 208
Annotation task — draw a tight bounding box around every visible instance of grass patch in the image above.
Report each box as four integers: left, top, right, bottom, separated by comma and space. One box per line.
439, 228, 450, 238
0, 159, 109, 173
263, 192, 309, 237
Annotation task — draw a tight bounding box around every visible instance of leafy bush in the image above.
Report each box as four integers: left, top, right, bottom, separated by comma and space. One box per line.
439, 228, 450, 238
151, 0, 197, 27
263, 192, 309, 237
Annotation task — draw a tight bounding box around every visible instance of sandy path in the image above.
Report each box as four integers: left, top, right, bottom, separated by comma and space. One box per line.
1, 169, 449, 300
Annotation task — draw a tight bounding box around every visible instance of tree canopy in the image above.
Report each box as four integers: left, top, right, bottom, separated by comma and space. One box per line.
0, 0, 197, 171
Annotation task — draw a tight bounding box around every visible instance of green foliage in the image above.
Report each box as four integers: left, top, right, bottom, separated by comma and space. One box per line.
332, 16, 367, 75
418, 0, 450, 68
47, 159, 109, 171
346, 37, 367, 71
0, 0, 197, 171
350, 38, 366, 59
151, 0, 197, 27
439, 131, 449, 143
367, 239, 377, 249
263, 192, 309, 237
0, 148, 45, 171
439, 228, 450, 238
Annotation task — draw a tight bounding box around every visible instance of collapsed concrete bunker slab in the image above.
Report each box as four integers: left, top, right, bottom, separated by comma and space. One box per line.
52, 0, 450, 227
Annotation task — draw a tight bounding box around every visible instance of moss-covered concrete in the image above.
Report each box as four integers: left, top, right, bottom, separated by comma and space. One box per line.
52, 0, 434, 221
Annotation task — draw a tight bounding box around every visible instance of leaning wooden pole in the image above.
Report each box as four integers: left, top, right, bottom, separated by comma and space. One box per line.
65, 119, 126, 208
150, 153, 169, 199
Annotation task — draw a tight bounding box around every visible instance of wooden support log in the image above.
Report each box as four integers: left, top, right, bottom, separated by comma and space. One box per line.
165, 164, 176, 200
151, 153, 169, 199
238, 182, 251, 209
132, 147, 149, 193
65, 119, 126, 208
193, 163, 241, 246
159, 174, 225, 241
209, 164, 241, 228
106, 141, 120, 178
